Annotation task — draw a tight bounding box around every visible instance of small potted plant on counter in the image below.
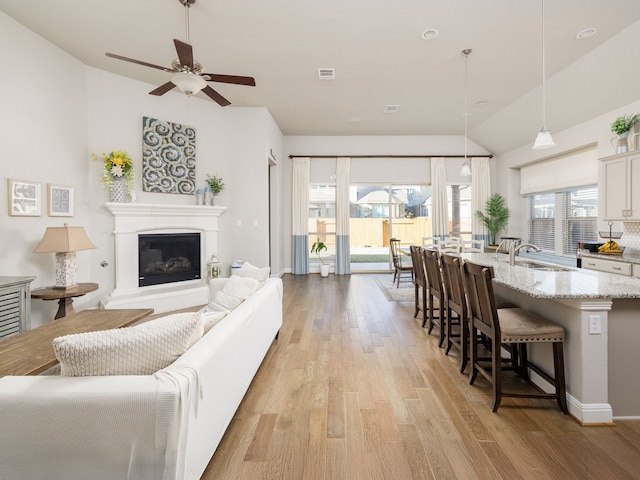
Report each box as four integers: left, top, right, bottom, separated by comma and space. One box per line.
311, 238, 329, 277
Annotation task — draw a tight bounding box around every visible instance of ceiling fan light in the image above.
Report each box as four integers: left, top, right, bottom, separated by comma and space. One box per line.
171, 72, 206, 95
533, 127, 556, 149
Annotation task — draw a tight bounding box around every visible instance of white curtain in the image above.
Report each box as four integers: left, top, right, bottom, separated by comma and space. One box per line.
335, 157, 351, 275
292, 157, 310, 274
430, 157, 449, 238
471, 157, 491, 246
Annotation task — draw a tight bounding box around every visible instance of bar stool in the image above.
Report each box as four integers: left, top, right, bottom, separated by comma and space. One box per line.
440, 253, 468, 373
422, 248, 445, 347
409, 245, 426, 320
462, 260, 568, 414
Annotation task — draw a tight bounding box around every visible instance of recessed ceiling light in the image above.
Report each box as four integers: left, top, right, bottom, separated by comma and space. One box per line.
576, 27, 597, 39
349, 117, 360, 123
421, 28, 439, 40
474, 100, 489, 107
384, 105, 400, 114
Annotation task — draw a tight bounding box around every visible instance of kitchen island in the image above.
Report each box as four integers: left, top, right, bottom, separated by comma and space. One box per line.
460, 252, 640, 425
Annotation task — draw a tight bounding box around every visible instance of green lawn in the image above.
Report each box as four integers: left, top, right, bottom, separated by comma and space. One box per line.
350, 254, 390, 263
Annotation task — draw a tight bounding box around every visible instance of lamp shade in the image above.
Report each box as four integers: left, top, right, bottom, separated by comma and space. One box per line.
33, 224, 96, 253
460, 161, 471, 177
171, 72, 207, 96
532, 127, 556, 150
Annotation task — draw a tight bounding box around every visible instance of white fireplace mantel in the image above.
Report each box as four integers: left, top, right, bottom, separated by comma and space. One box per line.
101, 202, 226, 313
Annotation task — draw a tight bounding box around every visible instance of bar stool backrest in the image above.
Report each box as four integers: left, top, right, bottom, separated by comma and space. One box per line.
461, 260, 501, 339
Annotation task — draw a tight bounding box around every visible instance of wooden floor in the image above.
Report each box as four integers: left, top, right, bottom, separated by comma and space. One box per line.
201, 274, 640, 480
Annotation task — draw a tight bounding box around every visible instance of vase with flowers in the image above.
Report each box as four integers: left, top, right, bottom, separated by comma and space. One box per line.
92, 150, 134, 203
611, 113, 639, 154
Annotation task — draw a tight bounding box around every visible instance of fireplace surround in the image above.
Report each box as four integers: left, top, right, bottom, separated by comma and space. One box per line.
101, 203, 226, 313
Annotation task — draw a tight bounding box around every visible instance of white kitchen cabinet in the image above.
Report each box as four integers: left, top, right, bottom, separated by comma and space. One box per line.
600, 153, 640, 220
582, 257, 631, 276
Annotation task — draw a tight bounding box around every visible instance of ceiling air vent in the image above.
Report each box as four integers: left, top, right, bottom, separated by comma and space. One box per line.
318, 68, 335, 80
384, 105, 400, 114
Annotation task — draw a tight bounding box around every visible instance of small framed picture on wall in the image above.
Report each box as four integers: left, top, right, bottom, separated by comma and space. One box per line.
7, 179, 41, 216
48, 184, 74, 217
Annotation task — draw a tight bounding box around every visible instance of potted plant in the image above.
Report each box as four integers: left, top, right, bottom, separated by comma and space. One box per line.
205, 174, 224, 205
611, 113, 639, 153
92, 149, 134, 203
311, 238, 329, 277
475, 193, 510, 246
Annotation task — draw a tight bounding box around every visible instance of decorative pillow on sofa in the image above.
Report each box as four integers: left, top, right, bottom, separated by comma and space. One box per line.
53, 314, 201, 376
235, 262, 270, 284
160, 312, 204, 347
223, 275, 260, 299
201, 310, 229, 333
204, 290, 243, 313
201, 275, 260, 314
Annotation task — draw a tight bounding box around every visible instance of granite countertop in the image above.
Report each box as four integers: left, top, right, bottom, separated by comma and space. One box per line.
459, 253, 640, 300
580, 250, 640, 264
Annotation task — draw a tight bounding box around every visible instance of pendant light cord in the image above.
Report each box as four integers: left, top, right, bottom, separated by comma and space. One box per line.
541, 0, 546, 127
184, 2, 191, 44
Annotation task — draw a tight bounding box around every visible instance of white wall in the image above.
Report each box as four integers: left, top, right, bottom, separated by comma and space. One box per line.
0, 11, 283, 328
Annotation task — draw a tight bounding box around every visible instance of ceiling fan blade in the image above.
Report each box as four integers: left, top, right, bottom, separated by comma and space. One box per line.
201, 73, 256, 86
202, 86, 231, 106
173, 39, 194, 70
149, 82, 176, 96
105, 52, 171, 72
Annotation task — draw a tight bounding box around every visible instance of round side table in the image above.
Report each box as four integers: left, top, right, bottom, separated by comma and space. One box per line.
31, 283, 99, 320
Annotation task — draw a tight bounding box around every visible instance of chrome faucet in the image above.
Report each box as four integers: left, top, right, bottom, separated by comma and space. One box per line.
509, 243, 541, 266
493, 238, 509, 261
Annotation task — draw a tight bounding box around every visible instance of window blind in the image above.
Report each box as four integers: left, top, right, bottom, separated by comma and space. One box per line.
520, 147, 597, 195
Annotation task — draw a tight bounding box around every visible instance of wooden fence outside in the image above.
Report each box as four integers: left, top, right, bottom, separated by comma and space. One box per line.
309, 218, 433, 247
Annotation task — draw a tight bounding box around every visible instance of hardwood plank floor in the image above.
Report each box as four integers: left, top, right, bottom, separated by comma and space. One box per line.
201, 274, 640, 480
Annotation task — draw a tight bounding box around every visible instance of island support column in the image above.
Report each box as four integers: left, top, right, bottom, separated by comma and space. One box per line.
494, 285, 613, 425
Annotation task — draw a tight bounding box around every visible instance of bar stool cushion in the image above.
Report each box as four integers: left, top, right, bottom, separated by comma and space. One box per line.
498, 308, 565, 343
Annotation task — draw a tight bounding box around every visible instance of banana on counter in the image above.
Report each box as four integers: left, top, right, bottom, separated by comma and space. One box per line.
598, 240, 623, 254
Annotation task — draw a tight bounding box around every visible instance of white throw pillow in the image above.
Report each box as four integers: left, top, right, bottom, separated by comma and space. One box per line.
204, 290, 243, 313
53, 314, 200, 376
235, 262, 270, 283
200, 310, 229, 333
223, 275, 260, 299
158, 312, 204, 347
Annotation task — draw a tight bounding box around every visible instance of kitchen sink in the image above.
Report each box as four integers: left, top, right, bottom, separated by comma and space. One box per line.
514, 260, 573, 272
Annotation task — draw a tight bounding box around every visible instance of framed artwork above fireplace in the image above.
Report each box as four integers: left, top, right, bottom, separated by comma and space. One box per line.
141, 116, 196, 195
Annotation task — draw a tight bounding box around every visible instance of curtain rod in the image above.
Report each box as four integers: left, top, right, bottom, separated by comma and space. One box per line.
288, 154, 493, 159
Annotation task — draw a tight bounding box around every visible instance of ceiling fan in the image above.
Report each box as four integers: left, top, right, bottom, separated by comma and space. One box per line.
105, 0, 255, 106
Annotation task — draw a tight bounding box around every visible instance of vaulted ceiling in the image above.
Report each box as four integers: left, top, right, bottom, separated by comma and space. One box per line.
2, 0, 640, 154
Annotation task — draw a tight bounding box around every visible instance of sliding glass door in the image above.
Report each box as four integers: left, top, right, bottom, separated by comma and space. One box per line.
349, 184, 431, 272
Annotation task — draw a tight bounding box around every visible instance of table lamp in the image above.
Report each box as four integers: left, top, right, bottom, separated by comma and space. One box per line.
33, 223, 96, 290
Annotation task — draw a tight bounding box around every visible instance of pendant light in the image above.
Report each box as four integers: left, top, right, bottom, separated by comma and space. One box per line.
533, 0, 556, 149
460, 49, 472, 176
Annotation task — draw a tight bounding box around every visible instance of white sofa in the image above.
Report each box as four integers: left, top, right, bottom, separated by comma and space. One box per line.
0, 277, 283, 480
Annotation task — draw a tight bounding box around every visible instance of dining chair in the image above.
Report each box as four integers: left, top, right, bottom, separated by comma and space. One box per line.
389, 238, 413, 288
462, 260, 568, 414
421, 248, 445, 347
462, 239, 485, 253
422, 237, 440, 250
409, 245, 426, 319
439, 236, 462, 253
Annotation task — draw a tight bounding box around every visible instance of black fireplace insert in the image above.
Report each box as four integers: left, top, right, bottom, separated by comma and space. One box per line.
138, 233, 201, 287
